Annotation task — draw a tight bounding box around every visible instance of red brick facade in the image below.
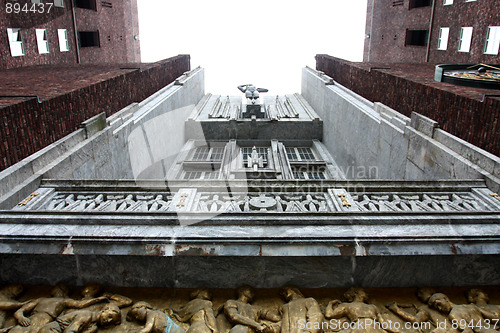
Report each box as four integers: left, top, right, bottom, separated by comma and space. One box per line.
0, 0, 140, 70
0, 55, 190, 171
364, 0, 500, 63
316, 54, 499, 155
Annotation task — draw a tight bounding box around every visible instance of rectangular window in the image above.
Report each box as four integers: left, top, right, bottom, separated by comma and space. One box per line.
292, 169, 327, 180
458, 27, 473, 52
286, 147, 318, 162
464, 0, 476, 2
484, 26, 500, 55
409, 0, 432, 8
7, 28, 24, 57
183, 171, 219, 180
405, 29, 429, 46
78, 31, 100, 47
190, 146, 224, 162
443, 0, 453, 4
75, 0, 97, 10
437, 27, 449, 50
31, 0, 43, 3
36, 29, 49, 54
58, 29, 69, 51
242, 147, 268, 166
54, 0, 64, 7
183, 171, 202, 180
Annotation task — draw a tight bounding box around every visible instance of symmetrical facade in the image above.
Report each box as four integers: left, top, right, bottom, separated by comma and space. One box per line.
1, 0, 140, 70
364, 0, 500, 63
1, 67, 499, 289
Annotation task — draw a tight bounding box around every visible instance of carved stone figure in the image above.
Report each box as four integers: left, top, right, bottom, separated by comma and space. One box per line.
79, 283, 132, 309
247, 147, 264, 171
466, 289, 500, 319
224, 286, 280, 333
428, 293, 497, 333
278, 287, 323, 333
325, 287, 397, 333
237, 85, 268, 105
127, 302, 185, 333
10, 284, 107, 333
38, 304, 121, 333
170, 288, 218, 333
0, 284, 26, 332
386, 287, 445, 328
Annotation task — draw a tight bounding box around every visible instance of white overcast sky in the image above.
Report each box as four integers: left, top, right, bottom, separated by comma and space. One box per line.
137, 0, 367, 95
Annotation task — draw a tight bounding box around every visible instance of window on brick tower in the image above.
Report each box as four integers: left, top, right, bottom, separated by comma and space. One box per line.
458, 27, 473, 52
405, 29, 429, 46
437, 27, 449, 50
35, 29, 49, 54
58, 29, 69, 52
484, 26, 500, 55
7, 28, 24, 57
75, 0, 97, 10
409, 0, 432, 9
78, 31, 100, 47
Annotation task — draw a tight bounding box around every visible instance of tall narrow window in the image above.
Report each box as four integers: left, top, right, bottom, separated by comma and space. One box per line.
7, 28, 24, 57
484, 26, 500, 55
443, 0, 453, 4
458, 27, 473, 52
58, 29, 69, 52
437, 27, 449, 50
36, 29, 49, 54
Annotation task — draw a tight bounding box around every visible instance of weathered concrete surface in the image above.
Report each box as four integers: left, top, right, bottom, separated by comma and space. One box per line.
301, 67, 500, 192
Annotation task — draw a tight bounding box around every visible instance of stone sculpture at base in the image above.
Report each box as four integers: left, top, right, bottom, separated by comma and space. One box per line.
127, 302, 185, 333
37, 305, 121, 333
325, 287, 397, 333
386, 287, 446, 329
171, 288, 218, 333
278, 287, 323, 333
10, 284, 107, 333
224, 286, 280, 333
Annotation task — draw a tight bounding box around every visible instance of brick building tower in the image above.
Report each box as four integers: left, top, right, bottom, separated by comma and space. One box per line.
1, 0, 141, 69
364, 0, 499, 63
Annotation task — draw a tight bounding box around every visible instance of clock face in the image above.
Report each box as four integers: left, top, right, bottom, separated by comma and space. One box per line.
443, 69, 500, 83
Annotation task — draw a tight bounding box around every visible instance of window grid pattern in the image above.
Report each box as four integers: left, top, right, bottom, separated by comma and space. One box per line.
183, 171, 219, 180
292, 171, 326, 180
286, 147, 317, 162
190, 147, 224, 162
184, 171, 202, 180
242, 147, 268, 164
